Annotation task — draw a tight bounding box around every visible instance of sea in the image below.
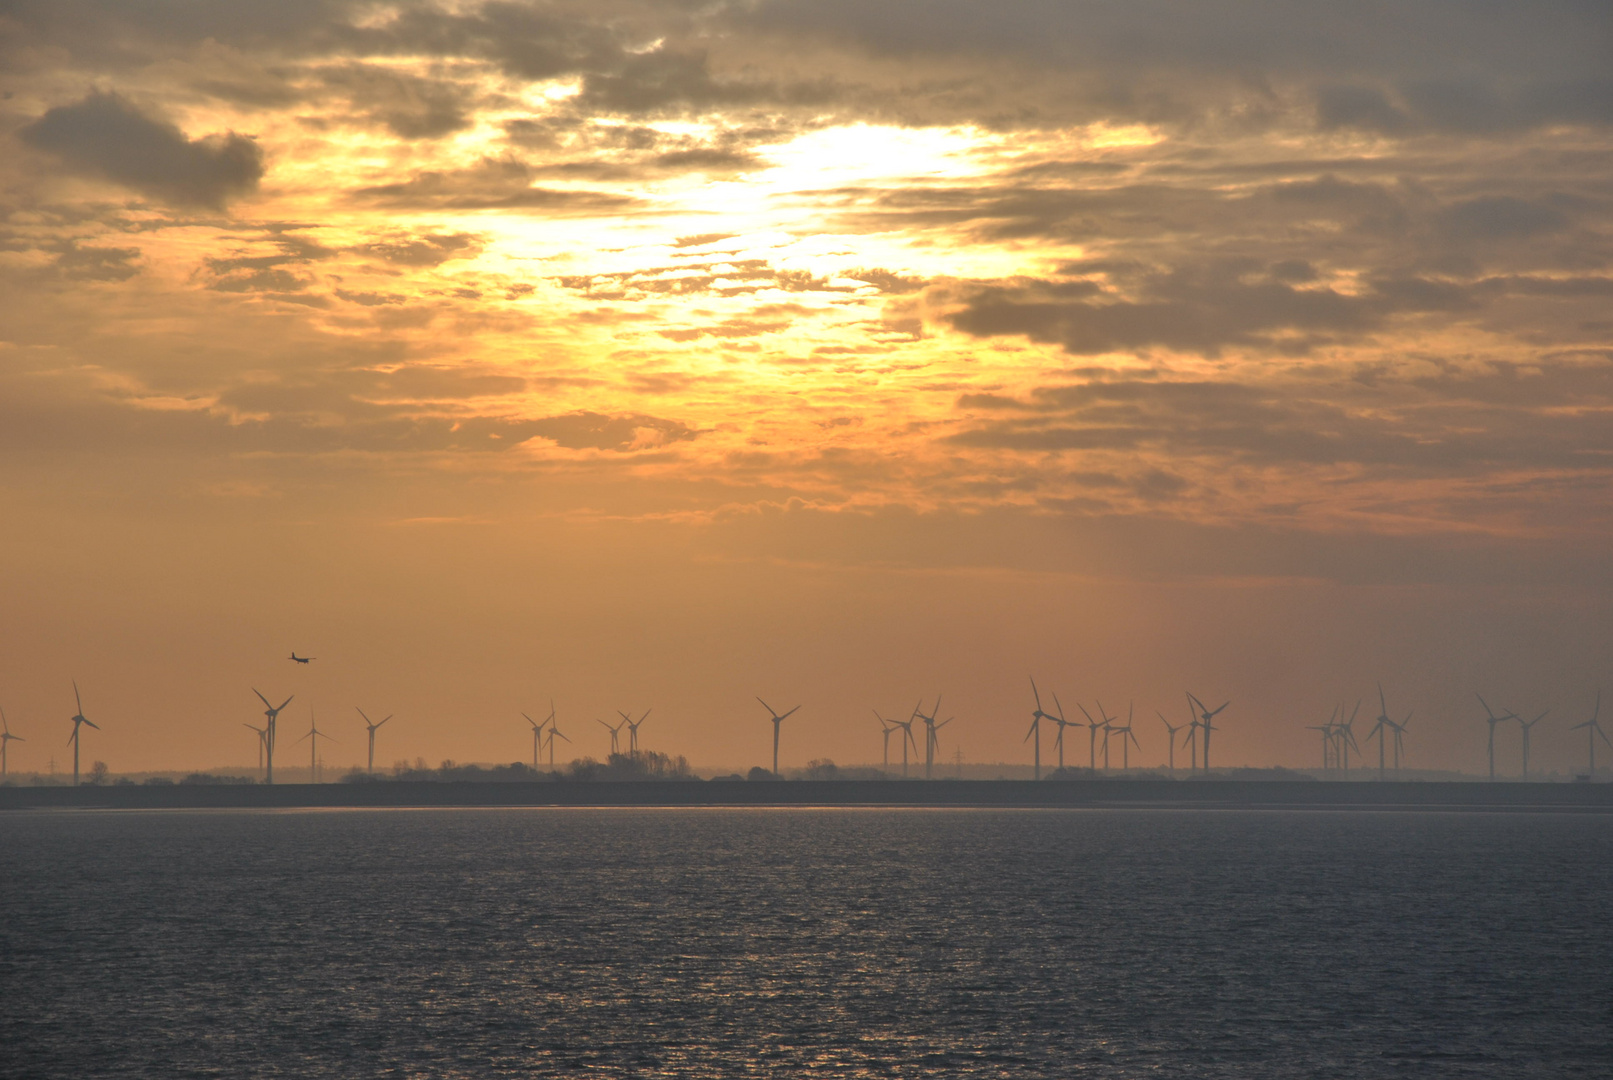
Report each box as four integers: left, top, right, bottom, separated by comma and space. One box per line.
1, 807, 1609, 1078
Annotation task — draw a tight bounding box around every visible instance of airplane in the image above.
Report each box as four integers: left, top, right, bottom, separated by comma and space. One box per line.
289, 653, 315, 664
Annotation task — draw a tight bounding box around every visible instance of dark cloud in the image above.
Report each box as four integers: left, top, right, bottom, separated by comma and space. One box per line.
19, 91, 264, 208
353, 232, 483, 266
524, 410, 698, 451
55, 241, 142, 281
352, 158, 640, 212
317, 63, 475, 138
948, 355, 1613, 475
945, 269, 1433, 357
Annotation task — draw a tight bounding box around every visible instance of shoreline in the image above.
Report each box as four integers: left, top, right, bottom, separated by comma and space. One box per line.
3, 779, 1611, 811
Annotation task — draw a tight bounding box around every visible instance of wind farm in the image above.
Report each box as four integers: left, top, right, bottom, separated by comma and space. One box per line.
0, 655, 1607, 795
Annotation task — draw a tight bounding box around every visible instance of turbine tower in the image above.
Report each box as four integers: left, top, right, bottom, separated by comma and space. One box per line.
296, 709, 336, 782
1390, 711, 1411, 775
1027, 678, 1053, 780
252, 689, 294, 784
1571, 692, 1610, 778
1186, 692, 1229, 773
1518, 708, 1549, 779
913, 695, 949, 779
1336, 700, 1361, 777
244, 722, 267, 774
356, 708, 392, 774
597, 716, 626, 755
523, 712, 543, 771
889, 708, 918, 777
67, 681, 99, 786
1158, 711, 1184, 772
1110, 703, 1140, 770
544, 711, 570, 768
1047, 693, 1073, 771
874, 711, 896, 770
1077, 702, 1104, 771
1475, 694, 1515, 781
620, 709, 652, 758
1, 706, 23, 776
757, 698, 801, 777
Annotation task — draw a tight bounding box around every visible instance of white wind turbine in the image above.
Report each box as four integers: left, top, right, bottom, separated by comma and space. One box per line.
523, 712, 544, 771
597, 715, 626, 756
1571, 692, 1610, 778
1158, 711, 1185, 772
621, 709, 652, 758
67, 681, 99, 786
1046, 692, 1074, 772
356, 708, 391, 774
1186, 692, 1229, 774
757, 698, 801, 776
1027, 678, 1053, 780
296, 709, 337, 782
888, 707, 918, 778
1518, 708, 1549, 779
1475, 693, 1515, 781
543, 706, 569, 768
244, 722, 267, 775
913, 695, 951, 779
874, 711, 897, 770
1, 706, 23, 777
252, 689, 294, 784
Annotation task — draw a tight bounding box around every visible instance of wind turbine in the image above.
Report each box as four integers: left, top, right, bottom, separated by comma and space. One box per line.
874, 711, 897, 770
523, 712, 543, 771
913, 696, 950, 779
1306, 705, 1337, 772
1337, 700, 1361, 777
1475, 694, 1515, 782
1111, 703, 1140, 771
597, 716, 626, 755
1096, 700, 1117, 772
356, 708, 391, 774
888, 708, 918, 777
1077, 702, 1104, 771
1186, 692, 1229, 774
1518, 708, 1549, 779
1571, 692, 1610, 778
67, 681, 99, 786
1, 706, 23, 777
620, 709, 651, 758
756, 698, 801, 777
544, 710, 570, 768
1047, 693, 1074, 771
252, 689, 293, 784
1158, 711, 1185, 771
1028, 678, 1057, 780
296, 709, 336, 782
1390, 711, 1411, 775
244, 722, 267, 774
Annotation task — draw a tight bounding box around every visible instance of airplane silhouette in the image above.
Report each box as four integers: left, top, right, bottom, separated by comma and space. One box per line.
289, 653, 315, 664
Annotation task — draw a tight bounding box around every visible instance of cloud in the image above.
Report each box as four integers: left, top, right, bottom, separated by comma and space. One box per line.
353, 232, 484, 266
19, 91, 264, 208
352, 158, 640, 212
523, 411, 698, 451
318, 63, 475, 139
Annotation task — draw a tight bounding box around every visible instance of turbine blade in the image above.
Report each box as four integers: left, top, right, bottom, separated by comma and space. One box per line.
1029, 677, 1042, 710
254, 688, 272, 708
356, 707, 370, 723
278, 696, 295, 711
781, 705, 801, 720
74, 680, 82, 713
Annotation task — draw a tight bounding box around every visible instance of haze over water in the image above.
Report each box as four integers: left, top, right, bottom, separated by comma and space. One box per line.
2, 808, 1608, 1077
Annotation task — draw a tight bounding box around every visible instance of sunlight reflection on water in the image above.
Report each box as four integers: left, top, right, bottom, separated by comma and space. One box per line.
1, 808, 1609, 1077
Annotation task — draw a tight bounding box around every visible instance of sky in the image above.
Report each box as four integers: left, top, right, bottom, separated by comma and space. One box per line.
1, 0, 1611, 777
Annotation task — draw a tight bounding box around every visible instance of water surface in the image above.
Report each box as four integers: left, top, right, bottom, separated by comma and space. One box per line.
1, 808, 1608, 1077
